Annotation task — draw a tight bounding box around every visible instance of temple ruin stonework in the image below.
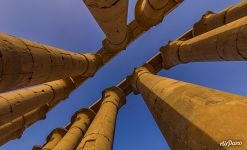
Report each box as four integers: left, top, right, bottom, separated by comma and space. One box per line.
0, 0, 247, 149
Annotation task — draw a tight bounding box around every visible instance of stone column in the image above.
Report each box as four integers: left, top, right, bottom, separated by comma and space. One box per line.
161, 16, 247, 69
131, 64, 247, 149
53, 108, 96, 150
135, 0, 182, 29
41, 128, 67, 150
76, 87, 125, 150
0, 105, 49, 146
83, 0, 129, 51
0, 77, 76, 126
0, 33, 101, 92
193, 0, 247, 36
32, 146, 42, 150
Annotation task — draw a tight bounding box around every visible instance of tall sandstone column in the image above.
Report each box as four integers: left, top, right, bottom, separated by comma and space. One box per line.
135, 0, 182, 29
0, 33, 101, 92
161, 16, 247, 69
0, 105, 49, 146
131, 65, 247, 149
41, 128, 67, 150
193, 0, 247, 36
83, 0, 129, 50
0, 77, 77, 126
177, 0, 247, 41
52, 108, 96, 150
76, 87, 125, 150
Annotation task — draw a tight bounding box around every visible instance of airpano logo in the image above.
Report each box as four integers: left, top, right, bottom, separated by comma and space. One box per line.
219, 140, 243, 147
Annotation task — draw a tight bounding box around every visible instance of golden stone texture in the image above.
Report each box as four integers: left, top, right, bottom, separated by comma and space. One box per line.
0, 105, 49, 146
0, 75, 88, 146
52, 109, 96, 150
41, 128, 67, 150
83, 0, 129, 50
193, 0, 247, 36
135, 0, 182, 30
0, 0, 179, 145
76, 87, 125, 150
131, 65, 247, 149
0, 33, 100, 92
161, 15, 247, 69
0, 78, 76, 127
2, 0, 247, 149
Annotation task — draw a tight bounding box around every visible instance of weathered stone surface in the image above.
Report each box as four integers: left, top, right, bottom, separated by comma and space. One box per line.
135, 0, 182, 29
52, 108, 96, 150
41, 128, 67, 150
161, 16, 247, 69
0, 0, 182, 145
193, 0, 247, 36
0, 78, 75, 126
83, 0, 129, 50
76, 87, 125, 150
0, 33, 100, 92
0, 105, 49, 146
131, 65, 247, 150
8, 1, 247, 149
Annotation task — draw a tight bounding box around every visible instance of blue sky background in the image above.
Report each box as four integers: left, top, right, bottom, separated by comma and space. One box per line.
0, 0, 245, 149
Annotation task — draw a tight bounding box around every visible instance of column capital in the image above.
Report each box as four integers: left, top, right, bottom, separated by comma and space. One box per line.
135, 63, 156, 73
131, 63, 155, 93
102, 86, 126, 108
102, 31, 129, 52
135, 0, 182, 30
79, 53, 103, 77
160, 40, 183, 69
46, 128, 67, 142
70, 108, 96, 125
83, 0, 128, 47
32, 146, 42, 150
83, 0, 119, 8
135, 0, 163, 30
39, 105, 49, 120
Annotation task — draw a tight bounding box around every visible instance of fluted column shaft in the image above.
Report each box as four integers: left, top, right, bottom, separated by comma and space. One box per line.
83, 0, 129, 50
41, 128, 67, 150
53, 109, 96, 150
161, 16, 247, 69
0, 33, 100, 92
0, 77, 76, 126
76, 87, 125, 150
131, 65, 247, 149
135, 0, 182, 29
0, 105, 49, 146
193, 0, 247, 36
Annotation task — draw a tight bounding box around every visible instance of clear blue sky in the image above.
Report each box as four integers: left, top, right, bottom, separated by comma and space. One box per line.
0, 0, 244, 149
